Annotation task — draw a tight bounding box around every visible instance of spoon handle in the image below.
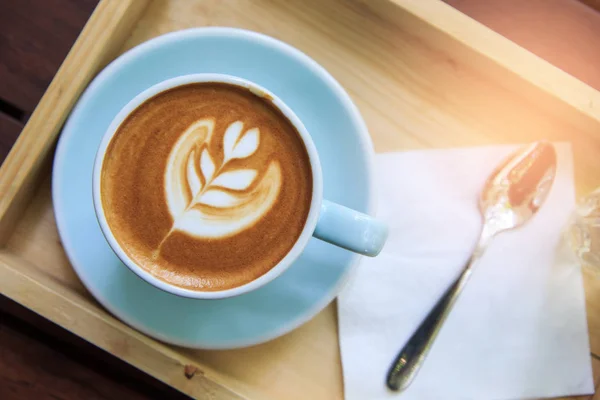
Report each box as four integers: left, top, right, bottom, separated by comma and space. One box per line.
386, 253, 479, 392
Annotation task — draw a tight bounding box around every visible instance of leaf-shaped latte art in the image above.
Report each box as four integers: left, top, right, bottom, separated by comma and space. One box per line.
172, 161, 281, 238
232, 128, 259, 160
165, 119, 214, 216
212, 169, 257, 191
223, 121, 244, 161
223, 121, 260, 162
162, 119, 281, 242
186, 149, 202, 197
200, 148, 215, 182
197, 189, 242, 208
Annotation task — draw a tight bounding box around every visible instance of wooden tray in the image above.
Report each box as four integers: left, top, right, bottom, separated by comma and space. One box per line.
1, 0, 600, 398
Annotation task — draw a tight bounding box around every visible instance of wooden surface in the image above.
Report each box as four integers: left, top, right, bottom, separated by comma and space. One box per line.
0, 0, 99, 114
0, 298, 187, 400
1, 0, 600, 399
0, 0, 150, 245
446, 0, 600, 91
0, 1, 195, 399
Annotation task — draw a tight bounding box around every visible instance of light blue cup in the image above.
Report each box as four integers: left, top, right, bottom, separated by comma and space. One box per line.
54, 27, 381, 347
93, 73, 388, 299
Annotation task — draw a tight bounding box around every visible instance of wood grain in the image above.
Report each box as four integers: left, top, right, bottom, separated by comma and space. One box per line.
0, 0, 149, 245
581, 0, 600, 12
0, 251, 245, 400
444, 0, 600, 92
0, 115, 22, 164
1, 0, 600, 399
0, 307, 153, 400
0, 294, 191, 400
0, 0, 99, 115
584, 268, 600, 355
592, 357, 600, 399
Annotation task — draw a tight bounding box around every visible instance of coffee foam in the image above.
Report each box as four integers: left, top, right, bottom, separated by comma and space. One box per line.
100, 83, 312, 291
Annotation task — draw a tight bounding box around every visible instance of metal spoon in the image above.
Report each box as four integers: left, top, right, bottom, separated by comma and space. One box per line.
386, 141, 557, 392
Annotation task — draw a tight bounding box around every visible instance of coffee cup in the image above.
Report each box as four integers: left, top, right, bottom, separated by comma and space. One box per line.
93, 73, 387, 299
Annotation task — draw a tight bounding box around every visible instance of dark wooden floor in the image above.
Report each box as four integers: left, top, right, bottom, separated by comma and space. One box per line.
0, 298, 188, 399
1, 0, 600, 399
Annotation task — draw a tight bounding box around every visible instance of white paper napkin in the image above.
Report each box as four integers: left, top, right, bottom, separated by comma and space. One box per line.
338, 144, 593, 400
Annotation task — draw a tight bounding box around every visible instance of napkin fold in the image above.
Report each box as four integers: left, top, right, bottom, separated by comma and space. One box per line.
338, 144, 593, 400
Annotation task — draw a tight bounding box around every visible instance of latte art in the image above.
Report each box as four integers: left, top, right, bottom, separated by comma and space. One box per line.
100, 82, 312, 291
164, 119, 282, 241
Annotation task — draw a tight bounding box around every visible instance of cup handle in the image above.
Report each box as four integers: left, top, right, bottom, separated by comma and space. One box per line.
313, 199, 388, 257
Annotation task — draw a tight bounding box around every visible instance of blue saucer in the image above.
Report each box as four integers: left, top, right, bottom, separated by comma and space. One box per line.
52, 28, 375, 348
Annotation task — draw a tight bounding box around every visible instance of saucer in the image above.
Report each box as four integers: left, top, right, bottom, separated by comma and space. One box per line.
52, 28, 375, 349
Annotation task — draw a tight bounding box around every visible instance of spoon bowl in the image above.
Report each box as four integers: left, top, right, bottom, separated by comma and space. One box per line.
480, 141, 557, 240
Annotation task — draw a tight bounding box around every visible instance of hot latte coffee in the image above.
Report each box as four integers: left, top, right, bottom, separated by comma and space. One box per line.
100, 82, 313, 291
